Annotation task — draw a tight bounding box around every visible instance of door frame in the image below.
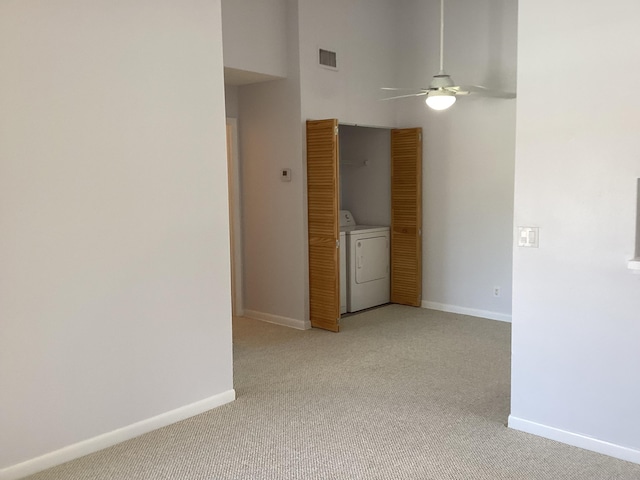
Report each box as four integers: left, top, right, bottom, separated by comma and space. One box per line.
226, 117, 244, 317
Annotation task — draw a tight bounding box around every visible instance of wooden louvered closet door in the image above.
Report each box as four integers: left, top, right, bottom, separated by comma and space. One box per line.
390, 128, 423, 307
306, 119, 340, 332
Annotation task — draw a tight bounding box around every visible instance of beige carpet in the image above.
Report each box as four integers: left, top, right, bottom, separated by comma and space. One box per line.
24, 305, 640, 479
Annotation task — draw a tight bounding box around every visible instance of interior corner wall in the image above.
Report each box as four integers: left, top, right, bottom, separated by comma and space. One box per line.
221, 0, 288, 78
0, 0, 233, 475
236, 0, 308, 326
511, 0, 640, 463
395, 0, 517, 320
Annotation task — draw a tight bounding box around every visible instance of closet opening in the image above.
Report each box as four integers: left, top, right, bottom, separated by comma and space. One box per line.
306, 119, 422, 332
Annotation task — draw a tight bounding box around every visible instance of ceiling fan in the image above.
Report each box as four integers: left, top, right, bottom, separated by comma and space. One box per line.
382, 0, 515, 110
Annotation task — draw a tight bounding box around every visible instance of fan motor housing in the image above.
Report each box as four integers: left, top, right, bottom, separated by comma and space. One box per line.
429, 74, 455, 89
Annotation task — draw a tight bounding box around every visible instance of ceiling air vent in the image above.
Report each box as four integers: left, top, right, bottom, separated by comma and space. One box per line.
319, 48, 337, 70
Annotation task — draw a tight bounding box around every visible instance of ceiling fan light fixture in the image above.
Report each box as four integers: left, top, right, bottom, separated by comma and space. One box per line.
425, 91, 456, 110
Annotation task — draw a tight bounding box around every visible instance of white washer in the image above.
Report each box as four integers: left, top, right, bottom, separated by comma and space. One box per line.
339, 210, 390, 313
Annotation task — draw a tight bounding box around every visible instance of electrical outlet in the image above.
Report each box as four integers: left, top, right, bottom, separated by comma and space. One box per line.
493, 286, 501, 297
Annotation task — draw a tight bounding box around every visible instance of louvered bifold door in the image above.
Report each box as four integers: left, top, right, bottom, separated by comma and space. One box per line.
390, 128, 423, 307
306, 119, 340, 332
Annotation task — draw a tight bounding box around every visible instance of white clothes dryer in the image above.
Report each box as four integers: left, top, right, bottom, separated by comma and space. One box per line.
339, 230, 346, 314
339, 210, 390, 313
339, 211, 353, 315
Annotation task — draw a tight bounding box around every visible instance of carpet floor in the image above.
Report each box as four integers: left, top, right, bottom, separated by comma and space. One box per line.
24, 305, 640, 479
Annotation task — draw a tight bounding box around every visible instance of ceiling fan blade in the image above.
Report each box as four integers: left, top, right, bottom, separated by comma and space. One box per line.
441, 86, 470, 95
381, 87, 427, 91
381, 92, 428, 101
460, 85, 516, 99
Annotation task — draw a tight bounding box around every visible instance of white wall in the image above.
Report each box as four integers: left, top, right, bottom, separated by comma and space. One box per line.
236, 0, 309, 328
339, 125, 391, 226
510, 0, 640, 463
225, 0, 516, 326
0, 0, 234, 476
395, 0, 517, 321
233, 0, 400, 327
298, 0, 397, 128
221, 0, 288, 78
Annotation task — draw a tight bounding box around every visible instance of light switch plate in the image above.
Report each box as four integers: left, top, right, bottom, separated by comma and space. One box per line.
518, 227, 539, 248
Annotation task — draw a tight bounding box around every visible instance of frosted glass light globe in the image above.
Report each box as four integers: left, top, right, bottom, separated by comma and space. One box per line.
425, 93, 456, 110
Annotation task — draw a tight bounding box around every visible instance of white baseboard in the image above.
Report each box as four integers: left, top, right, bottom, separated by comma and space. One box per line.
0, 389, 236, 480
421, 301, 512, 323
243, 309, 311, 330
508, 415, 640, 465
